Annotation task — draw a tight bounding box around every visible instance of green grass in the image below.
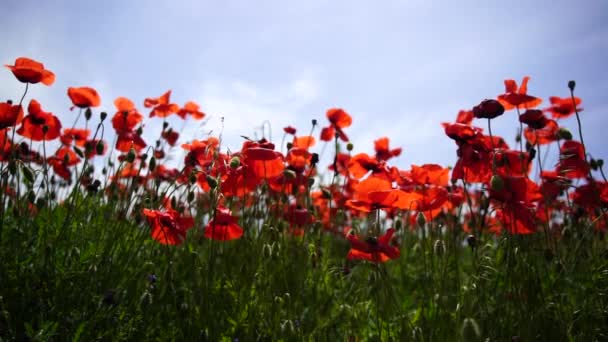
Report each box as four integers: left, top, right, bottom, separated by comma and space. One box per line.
1, 192, 606, 341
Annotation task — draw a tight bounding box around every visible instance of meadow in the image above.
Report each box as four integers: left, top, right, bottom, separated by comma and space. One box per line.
0, 57, 607, 341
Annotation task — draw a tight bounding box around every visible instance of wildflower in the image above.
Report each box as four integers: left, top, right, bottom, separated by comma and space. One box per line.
204, 207, 243, 241
17, 99, 62, 141
545, 96, 582, 119
177, 101, 206, 120
145, 90, 179, 118
497, 76, 542, 110
346, 228, 400, 263
5, 57, 55, 86
473, 99, 505, 119
142, 208, 194, 245
67, 87, 101, 109
0, 101, 24, 129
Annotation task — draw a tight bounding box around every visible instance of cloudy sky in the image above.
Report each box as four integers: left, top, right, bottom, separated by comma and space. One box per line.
2, 0, 607, 174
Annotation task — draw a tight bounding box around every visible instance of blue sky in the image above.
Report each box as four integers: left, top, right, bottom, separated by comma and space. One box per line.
2, 0, 607, 173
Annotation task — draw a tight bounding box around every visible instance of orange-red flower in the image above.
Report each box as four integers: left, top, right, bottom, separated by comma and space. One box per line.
497, 76, 542, 110
143, 208, 194, 245
0, 102, 24, 129
60, 128, 90, 147
5, 57, 55, 86
473, 99, 505, 119
320, 108, 352, 142
374, 137, 401, 162
67, 87, 101, 109
545, 96, 582, 119
204, 206, 243, 240
557, 140, 589, 179
17, 99, 62, 141
112, 97, 143, 132
145, 90, 179, 118
346, 228, 400, 263
177, 101, 206, 120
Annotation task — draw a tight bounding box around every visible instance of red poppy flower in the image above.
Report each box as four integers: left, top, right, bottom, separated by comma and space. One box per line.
17, 99, 62, 141
0, 102, 24, 129
455, 110, 474, 125
292, 135, 316, 149
283, 126, 296, 135
84, 139, 106, 158
557, 140, 589, 179
145, 90, 179, 118
497, 76, 542, 110
60, 128, 90, 147
112, 97, 143, 132
5, 57, 55, 86
177, 101, 206, 120
286, 147, 312, 172
519, 109, 548, 129
320, 108, 352, 142
204, 206, 243, 240
374, 137, 402, 161
523, 119, 558, 145
161, 129, 179, 146
242, 141, 285, 180
346, 228, 400, 263
473, 99, 505, 119
545, 96, 582, 119
67, 87, 101, 109
143, 208, 194, 245
54, 146, 81, 166
116, 130, 147, 152
410, 164, 449, 186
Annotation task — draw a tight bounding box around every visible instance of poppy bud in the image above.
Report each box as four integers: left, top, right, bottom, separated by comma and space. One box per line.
126, 148, 136, 163
568, 80, 576, 91
321, 188, 332, 199
28, 190, 36, 203
557, 128, 573, 140
189, 172, 197, 184
416, 212, 426, 227
286, 142, 293, 150
311, 153, 319, 165
394, 219, 402, 231
96, 141, 105, 155
163, 121, 169, 129
85, 108, 92, 121
229, 156, 240, 168
598, 159, 604, 168
140, 153, 148, 162
307, 177, 315, 187
311, 119, 317, 126
149, 156, 156, 171
346, 142, 354, 151
206, 175, 218, 189
8, 160, 16, 175
136, 127, 143, 135
100, 112, 107, 121
187, 191, 195, 202
283, 169, 296, 180
490, 174, 504, 192
473, 99, 504, 119
42, 125, 49, 134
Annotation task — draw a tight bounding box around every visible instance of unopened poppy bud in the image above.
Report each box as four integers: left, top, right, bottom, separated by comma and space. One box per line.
149, 156, 156, 171
589, 158, 598, 171
311, 153, 319, 165
96, 141, 105, 155
557, 128, 573, 140
42, 125, 49, 134
140, 153, 148, 162
598, 159, 604, 168
286, 142, 293, 150
229, 156, 240, 168
346, 142, 354, 151
490, 174, 504, 192
126, 148, 136, 163
85, 108, 92, 121
136, 127, 143, 135
163, 121, 169, 129
63, 153, 70, 164
6, 100, 12, 105
283, 169, 296, 180
206, 175, 218, 189
189, 173, 197, 184
187, 191, 195, 202
568, 80, 576, 91
394, 219, 402, 231
311, 119, 317, 126
433, 239, 445, 256
100, 112, 107, 121
416, 212, 426, 227
28, 190, 36, 203
321, 188, 332, 199
307, 177, 315, 187
8, 161, 16, 175
171, 196, 177, 210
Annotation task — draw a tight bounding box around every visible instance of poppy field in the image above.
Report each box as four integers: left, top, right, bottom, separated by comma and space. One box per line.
1, 57, 607, 340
